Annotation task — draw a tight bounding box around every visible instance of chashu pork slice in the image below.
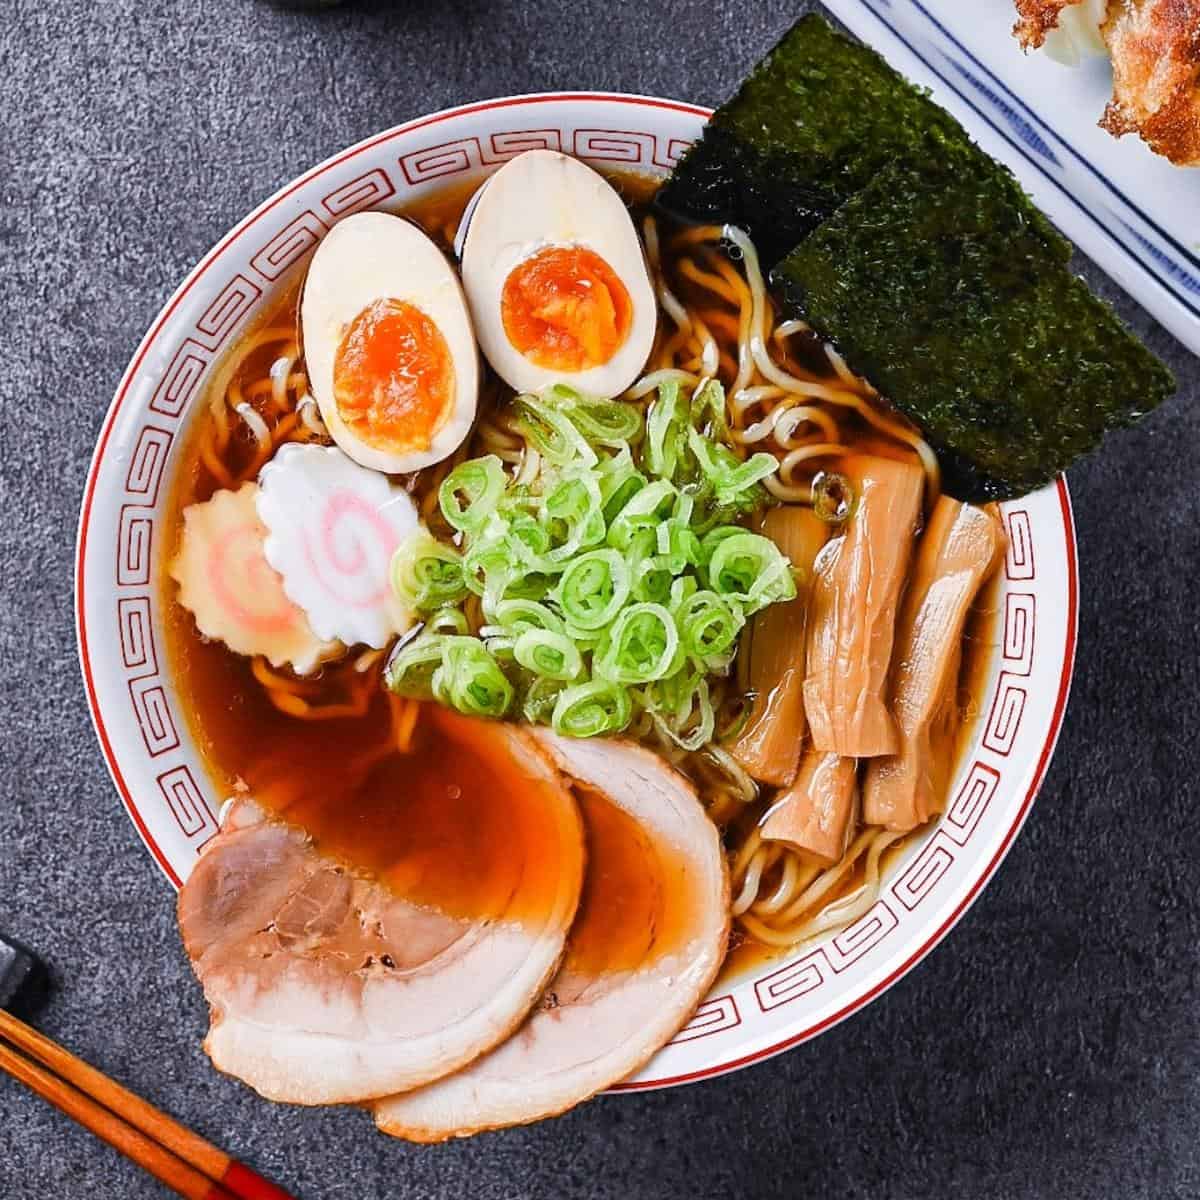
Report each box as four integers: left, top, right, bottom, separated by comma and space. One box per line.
374, 735, 729, 1141
178, 716, 584, 1106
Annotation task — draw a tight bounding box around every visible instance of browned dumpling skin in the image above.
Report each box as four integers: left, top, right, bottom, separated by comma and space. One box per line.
1100, 0, 1200, 166
1013, 0, 1200, 166
1012, 0, 1081, 48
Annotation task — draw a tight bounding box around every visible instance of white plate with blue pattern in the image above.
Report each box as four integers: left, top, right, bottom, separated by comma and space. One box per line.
824, 0, 1200, 355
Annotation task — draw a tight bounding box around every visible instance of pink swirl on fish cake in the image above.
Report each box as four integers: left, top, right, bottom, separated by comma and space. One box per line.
256, 443, 420, 649
208, 521, 303, 633
169, 482, 338, 674
301, 489, 401, 610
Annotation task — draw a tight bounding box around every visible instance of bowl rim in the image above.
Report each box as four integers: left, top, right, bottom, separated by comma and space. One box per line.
77, 91, 712, 884
75, 91, 1079, 1091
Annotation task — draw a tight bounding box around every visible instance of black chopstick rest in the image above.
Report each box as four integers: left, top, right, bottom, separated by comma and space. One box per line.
0, 933, 49, 1018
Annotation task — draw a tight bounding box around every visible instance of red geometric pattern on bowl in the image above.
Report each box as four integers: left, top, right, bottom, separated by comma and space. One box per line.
1004, 509, 1036, 580
117, 597, 157, 676
76, 94, 1078, 1091
156, 764, 219, 844
983, 676, 1028, 757
941, 761, 1001, 847
116, 506, 154, 587
670, 994, 741, 1045
754, 952, 827, 1012
893, 840, 957, 912
251, 211, 328, 281
150, 340, 210, 419
321, 168, 395, 218
124, 426, 174, 504
127, 676, 179, 758
1003, 592, 1036, 675
572, 128, 689, 169
194, 275, 263, 351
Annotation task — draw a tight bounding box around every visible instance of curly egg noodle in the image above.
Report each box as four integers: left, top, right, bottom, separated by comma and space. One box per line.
179, 184, 946, 961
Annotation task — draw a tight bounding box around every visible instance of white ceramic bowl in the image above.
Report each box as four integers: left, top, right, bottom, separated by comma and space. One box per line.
75, 93, 1077, 1090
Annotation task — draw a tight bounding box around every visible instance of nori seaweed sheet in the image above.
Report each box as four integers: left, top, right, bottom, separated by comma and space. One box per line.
770, 159, 1176, 501
657, 14, 1065, 265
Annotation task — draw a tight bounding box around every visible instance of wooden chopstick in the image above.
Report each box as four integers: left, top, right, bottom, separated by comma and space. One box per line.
0, 1039, 237, 1199
0, 1010, 296, 1200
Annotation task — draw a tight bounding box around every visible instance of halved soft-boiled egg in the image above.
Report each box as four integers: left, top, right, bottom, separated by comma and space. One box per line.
458, 150, 657, 399
301, 212, 478, 474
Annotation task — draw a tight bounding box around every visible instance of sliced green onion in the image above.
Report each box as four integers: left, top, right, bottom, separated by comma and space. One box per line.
655, 516, 701, 573
384, 633, 447, 697
645, 668, 716, 750
714, 451, 779, 506
633, 557, 675, 605
431, 637, 513, 718
552, 679, 632, 737
481, 633, 516, 662
522, 675, 567, 723
746, 557, 798, 611
555, 548, 630, 630
685, 430, 774, 511
514, 394, 598, 467
384, 377, 800, 738
541, 472, 606, 563
646, 379, 686, 480
565, 395, 643, 447
706, 532, 797, 612
439, 457, 507, 535
596, 451, 647, 525
676, 589, 743, 663
656, 682, 715, 750
499, 571, 554, 602
514, 628, 583, 681
698, 524, 747, 564
690, 377, 729, 441
668, 574, 699, 612
462, 539, 516, 600
606, 479, 676, 550
504, 512, 552, 563
391, 533, 468, 611
427, 607, 470, 635
594, 603, 680, 684
491, 598, 564, 634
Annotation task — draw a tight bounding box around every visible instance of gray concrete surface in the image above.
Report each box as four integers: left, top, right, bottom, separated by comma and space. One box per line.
1, 1, 1198, 1196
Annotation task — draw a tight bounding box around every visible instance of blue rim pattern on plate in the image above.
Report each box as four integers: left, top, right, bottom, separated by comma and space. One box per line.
825, 0, 1200, 342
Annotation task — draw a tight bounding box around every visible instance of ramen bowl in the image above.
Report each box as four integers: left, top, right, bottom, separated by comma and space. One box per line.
75, 93, 1077, 1089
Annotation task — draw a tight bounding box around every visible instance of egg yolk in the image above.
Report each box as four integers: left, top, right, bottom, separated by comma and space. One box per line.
332, 298, 455, 454
501, 246, 633, 372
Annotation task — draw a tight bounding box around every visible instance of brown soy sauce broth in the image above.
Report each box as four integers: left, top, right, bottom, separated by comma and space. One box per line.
163, 167, 682, 954
565, 785, 702, 976
170, 607, 571, 926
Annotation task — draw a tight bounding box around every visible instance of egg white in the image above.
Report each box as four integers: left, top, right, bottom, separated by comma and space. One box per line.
458, 150, 657, 399
301, 211, 479, 474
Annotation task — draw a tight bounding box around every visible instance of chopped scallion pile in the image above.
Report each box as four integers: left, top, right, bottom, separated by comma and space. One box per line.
385, 382, 795, 741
